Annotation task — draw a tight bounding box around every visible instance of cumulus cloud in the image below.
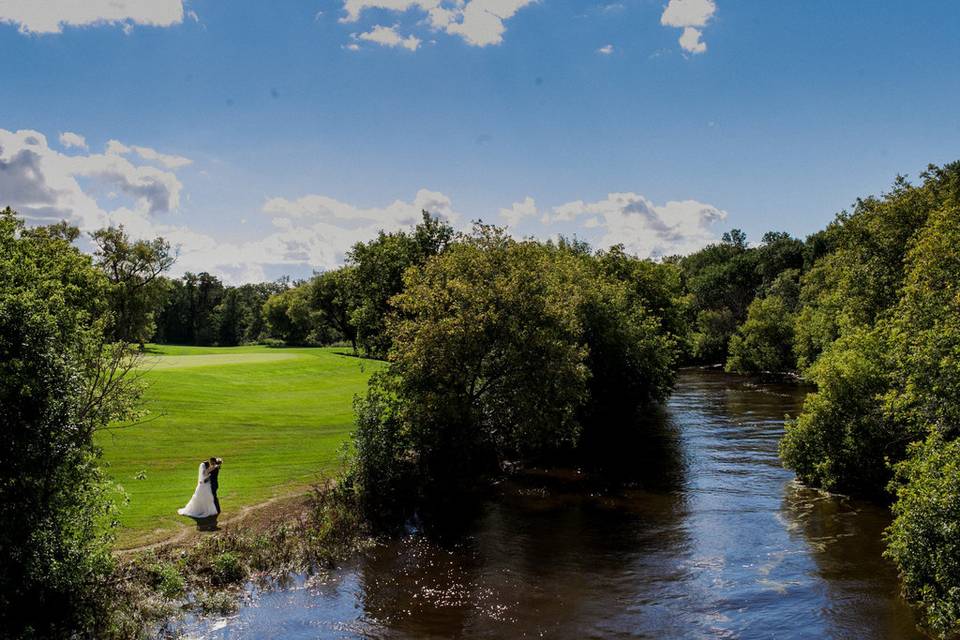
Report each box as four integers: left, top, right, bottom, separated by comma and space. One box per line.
356, 25, 421, 50
134, 188, 463, 283
0, 1, 186, 34
341, 0, 534, 48
59, 131, 87, 149
0, 128, 186, 228
106, 140, 193, 169
130, 145, 192, 169
660, 0, 715, 54
264, 188, 457, 228
597, 44, 614, 55
499, 196, 537, 227
677, 27, 706, 54
105, 139, 193, 169
545, 192, 726, 257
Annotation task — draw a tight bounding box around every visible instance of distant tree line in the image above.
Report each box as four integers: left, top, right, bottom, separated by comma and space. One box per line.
153, 273, 287, 346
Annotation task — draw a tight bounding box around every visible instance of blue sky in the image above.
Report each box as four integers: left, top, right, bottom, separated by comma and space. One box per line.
1, 1, 959, 281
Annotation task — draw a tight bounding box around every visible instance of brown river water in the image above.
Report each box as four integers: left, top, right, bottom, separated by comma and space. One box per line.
185, 370, 924, 639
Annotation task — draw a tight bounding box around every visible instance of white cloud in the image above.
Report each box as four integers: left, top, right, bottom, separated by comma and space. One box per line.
356, 25, 421, 50
499, 196, 537, 227
677, 26, 706, 54
59, 131, 87, 149
545, 192, 726, 257
105, 139, 192, 169
597, 44, 614, 55
131, 146, 192, 169
660, 0, 715, 54
0, 1, 186, 34
0, 128, 186, 229
263, 188, 456, 228
341, 0, 535, 48
1, 130, 728, 285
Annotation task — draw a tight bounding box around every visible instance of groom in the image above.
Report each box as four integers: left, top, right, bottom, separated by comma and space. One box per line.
206, 457, 223, 515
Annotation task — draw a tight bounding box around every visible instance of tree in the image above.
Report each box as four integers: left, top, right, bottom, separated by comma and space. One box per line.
352, 228, 590, 520
153, 272, 226, 345
680, 230, 761, 363
779, 327, 908, 497
792, 169, 952, 370
351, 227, 682, 523
262, 283, 313, 345
0, 209, 143, 638
214, 281, 287, 346
755, 231, 804, 295
884, 202, 960, 439
90, 226, 174, 346
885, 435, 960, 638
309, 267, 359, 353
154, 277, 286, 346
725, 294, 797, 374
346, 211, 454, 357
781, 163, 960, 499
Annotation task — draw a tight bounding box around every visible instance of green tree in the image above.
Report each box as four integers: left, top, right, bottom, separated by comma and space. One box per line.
0, 209, 143, 638
262, 283, 313, 345
782, 163, 960, 498
346, 211, 454, 357
90, 226, 174, 346
681, 230, 761, 363
725, 294, 797, 374
885, 203, 960, 438
309, 267, 359, 353
885, 435, 960, 638
779, 328, 907, 496
351, 227, 682, 522
352, 229, 589, 519
792, 168, 956, 370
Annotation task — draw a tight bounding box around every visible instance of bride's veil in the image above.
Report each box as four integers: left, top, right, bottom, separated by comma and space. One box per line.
196, 461, 207, 484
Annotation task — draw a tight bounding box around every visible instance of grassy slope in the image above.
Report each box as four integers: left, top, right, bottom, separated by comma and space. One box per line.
97, 345, 381, 548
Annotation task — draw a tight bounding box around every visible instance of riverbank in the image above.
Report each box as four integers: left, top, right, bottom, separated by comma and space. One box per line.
103, 482, 372, 639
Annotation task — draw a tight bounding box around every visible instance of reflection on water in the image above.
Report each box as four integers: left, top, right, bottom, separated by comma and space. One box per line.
185, 370, 923, 639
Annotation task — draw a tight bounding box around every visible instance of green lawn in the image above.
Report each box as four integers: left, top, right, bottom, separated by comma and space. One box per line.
96, 344, 382, 548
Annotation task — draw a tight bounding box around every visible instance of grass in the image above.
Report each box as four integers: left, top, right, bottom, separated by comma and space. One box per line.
96, 344, 382, 548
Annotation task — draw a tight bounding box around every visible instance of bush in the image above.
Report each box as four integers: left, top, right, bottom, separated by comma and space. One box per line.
691, 308, 738, 364
146, 560, 185, 599
210, 552, 247, 586
725, 295, 796, 374
779, 328, 916, 496
885, 435, 960, 638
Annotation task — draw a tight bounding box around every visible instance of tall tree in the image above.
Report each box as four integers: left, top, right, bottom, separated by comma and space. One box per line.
310, 267, 359, 353
0, 209, 143, 638
91, 226, 174, 346
346, 211, 454, 357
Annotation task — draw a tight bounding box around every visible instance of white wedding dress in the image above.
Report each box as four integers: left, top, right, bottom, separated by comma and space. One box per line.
177, 462, 218, 518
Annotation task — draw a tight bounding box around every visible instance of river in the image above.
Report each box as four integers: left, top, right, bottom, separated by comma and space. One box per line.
186, 370, 924, 639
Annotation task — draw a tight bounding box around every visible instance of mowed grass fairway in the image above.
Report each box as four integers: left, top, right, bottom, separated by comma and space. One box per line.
96, 345, 382, 548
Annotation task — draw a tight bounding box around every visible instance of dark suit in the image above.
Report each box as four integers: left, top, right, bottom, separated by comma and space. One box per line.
210, 466, 221, 514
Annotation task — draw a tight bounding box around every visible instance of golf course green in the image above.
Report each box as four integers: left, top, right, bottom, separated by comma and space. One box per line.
97, 344, 382, 548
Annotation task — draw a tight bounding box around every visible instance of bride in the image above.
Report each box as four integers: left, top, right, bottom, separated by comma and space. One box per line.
177, 458, 219, 519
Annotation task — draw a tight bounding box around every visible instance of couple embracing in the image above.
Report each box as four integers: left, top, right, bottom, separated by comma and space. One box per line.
178, 457, 223, 520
